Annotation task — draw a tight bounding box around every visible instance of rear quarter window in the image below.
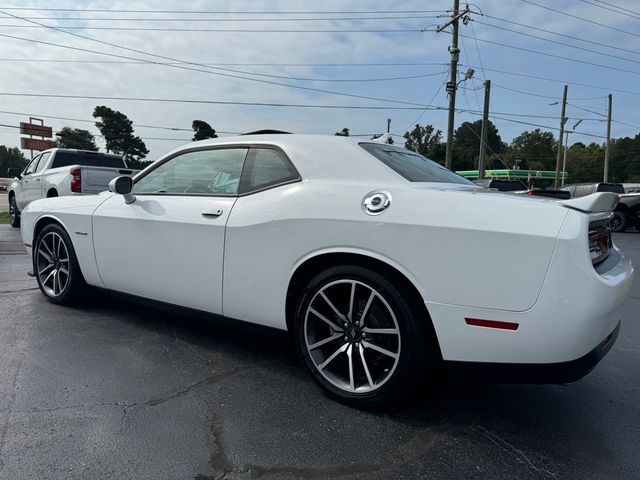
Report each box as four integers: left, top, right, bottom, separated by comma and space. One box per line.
359, 142, 472, 184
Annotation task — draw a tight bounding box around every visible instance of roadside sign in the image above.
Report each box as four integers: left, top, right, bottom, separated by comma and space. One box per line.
19, 117, 53, 159
21, 138, 53, 151
19, 122, 52, 138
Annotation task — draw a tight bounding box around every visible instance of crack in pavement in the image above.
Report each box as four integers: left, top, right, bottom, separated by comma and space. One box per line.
0, 287, 39, 295
472, 424, 558, 479
143, 366, 253, 408
0, 355, 24, 473
199, 419, 447, 479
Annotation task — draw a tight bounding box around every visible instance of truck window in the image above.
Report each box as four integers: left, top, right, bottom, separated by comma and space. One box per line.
35, 152, 50, 173
51, 151, 126, 169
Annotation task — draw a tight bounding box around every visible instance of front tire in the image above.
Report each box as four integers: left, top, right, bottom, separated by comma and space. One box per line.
294, 265, 433, 407
34, 224, 86, 305
9, 195, 20, 228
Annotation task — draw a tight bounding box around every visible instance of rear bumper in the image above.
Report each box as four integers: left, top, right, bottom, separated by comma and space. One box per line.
442, 320, 620, 384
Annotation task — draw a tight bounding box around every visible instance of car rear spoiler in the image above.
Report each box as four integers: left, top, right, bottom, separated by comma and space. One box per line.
558, 192, 619, 213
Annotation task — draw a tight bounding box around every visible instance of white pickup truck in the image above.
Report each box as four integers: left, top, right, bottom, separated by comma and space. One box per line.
7, 148, 138, 227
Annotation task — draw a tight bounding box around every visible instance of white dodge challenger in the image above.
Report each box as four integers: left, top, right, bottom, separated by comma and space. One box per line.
20, 134, 634, 406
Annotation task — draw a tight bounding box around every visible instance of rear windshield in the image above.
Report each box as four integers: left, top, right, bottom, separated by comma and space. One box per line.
51, 151, 126, 169
597, 184, 624, 194
360, 143, 472, 184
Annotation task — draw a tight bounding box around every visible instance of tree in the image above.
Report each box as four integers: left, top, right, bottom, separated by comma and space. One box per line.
452, 120, 503, 171
93, 106, 149, 168
54, 127, 98, 151
403, 124, 444, 163
192, 120, 218, 141
335, 128, 350, 136
565, 142, 604, 183
508, 129, 556, 171
0, 145, 27, 176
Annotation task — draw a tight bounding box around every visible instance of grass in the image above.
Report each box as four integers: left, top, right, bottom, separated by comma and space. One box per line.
0, 212, 9, 224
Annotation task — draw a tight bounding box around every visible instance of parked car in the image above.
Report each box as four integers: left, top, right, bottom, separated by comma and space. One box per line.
7, 148, 138, 228
19, 135, 634, 406
562, 182, 640, 232
473, 179, 570, 199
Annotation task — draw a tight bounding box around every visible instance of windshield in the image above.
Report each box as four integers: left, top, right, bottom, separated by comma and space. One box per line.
359, 143, 472, 185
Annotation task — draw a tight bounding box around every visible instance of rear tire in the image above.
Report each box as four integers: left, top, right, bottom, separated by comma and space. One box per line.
294, 265, 433, 407
9, 194, 20, 228
609, 211, 628, 233
34, 224, 86, 305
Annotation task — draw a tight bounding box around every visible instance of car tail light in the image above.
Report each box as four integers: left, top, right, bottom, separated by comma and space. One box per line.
588, 224, 611, 266
70, 167, 81, 193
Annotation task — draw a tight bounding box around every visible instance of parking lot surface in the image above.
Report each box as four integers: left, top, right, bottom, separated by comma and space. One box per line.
0, 225, 638, 480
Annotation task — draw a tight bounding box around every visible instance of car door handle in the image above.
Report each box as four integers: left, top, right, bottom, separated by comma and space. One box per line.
201, 208, 223, 217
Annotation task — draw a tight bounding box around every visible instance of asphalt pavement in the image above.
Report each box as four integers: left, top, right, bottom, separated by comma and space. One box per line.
0, 224, 638, 480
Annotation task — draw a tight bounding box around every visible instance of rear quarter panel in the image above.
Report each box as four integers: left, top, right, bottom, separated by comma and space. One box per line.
223, 181, 567, 330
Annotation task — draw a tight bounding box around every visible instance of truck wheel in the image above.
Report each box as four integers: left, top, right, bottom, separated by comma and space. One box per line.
9, 195, 20, 228
609, 211, 628, 233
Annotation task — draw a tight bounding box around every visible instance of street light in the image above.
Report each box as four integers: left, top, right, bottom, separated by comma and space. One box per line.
562, 119, 583, 187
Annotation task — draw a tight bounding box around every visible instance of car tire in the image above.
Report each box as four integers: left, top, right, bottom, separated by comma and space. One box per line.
34, 223, 86, 305
609, 211, 628, 233
294, 265, 434, 407
9, 194, 20, 228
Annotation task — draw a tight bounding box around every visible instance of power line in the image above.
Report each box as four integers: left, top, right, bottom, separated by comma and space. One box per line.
0, 91, 440, 110
577, 0, 640, 20
0, 59, 450, 67
474, 19, 640, 67
0, 29, 427, 108
520, 0, 640, 40
592, 0, 640, 17
566, 103, 607, 118
459, 63, 639, 97
0, 25, 425, 33
0, 7, 447, 14
0, 109, 214, 132
459, 34, 640, 76
0, 14, 441, 22
492, 83, 560, 100
482, 14, 640, 59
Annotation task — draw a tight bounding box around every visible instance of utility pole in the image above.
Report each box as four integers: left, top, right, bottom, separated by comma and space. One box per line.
478, 79, 491, 180
442, 0, 461, 170
604, 93, 612, 182
554, 85, 568, 188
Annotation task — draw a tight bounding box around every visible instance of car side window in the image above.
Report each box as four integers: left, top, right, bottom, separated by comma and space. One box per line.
133, 148, 248, 196
239, 148, 299, 194
34, 152, 50, 173
24, 155, 40, 175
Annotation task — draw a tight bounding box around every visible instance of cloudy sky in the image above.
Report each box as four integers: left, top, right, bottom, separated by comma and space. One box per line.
0, 0, 639, 162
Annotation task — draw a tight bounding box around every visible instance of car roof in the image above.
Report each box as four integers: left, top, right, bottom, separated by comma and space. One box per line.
159, 135, 406, 183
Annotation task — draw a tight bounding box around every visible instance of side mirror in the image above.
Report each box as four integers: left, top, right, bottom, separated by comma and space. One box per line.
7, 167, 22, 179
108, 176, 136, 204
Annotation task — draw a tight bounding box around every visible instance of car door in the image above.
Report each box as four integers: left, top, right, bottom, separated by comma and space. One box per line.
91, 146, 248, 314
16, 155, 41, 210
29, 151, 50, 200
